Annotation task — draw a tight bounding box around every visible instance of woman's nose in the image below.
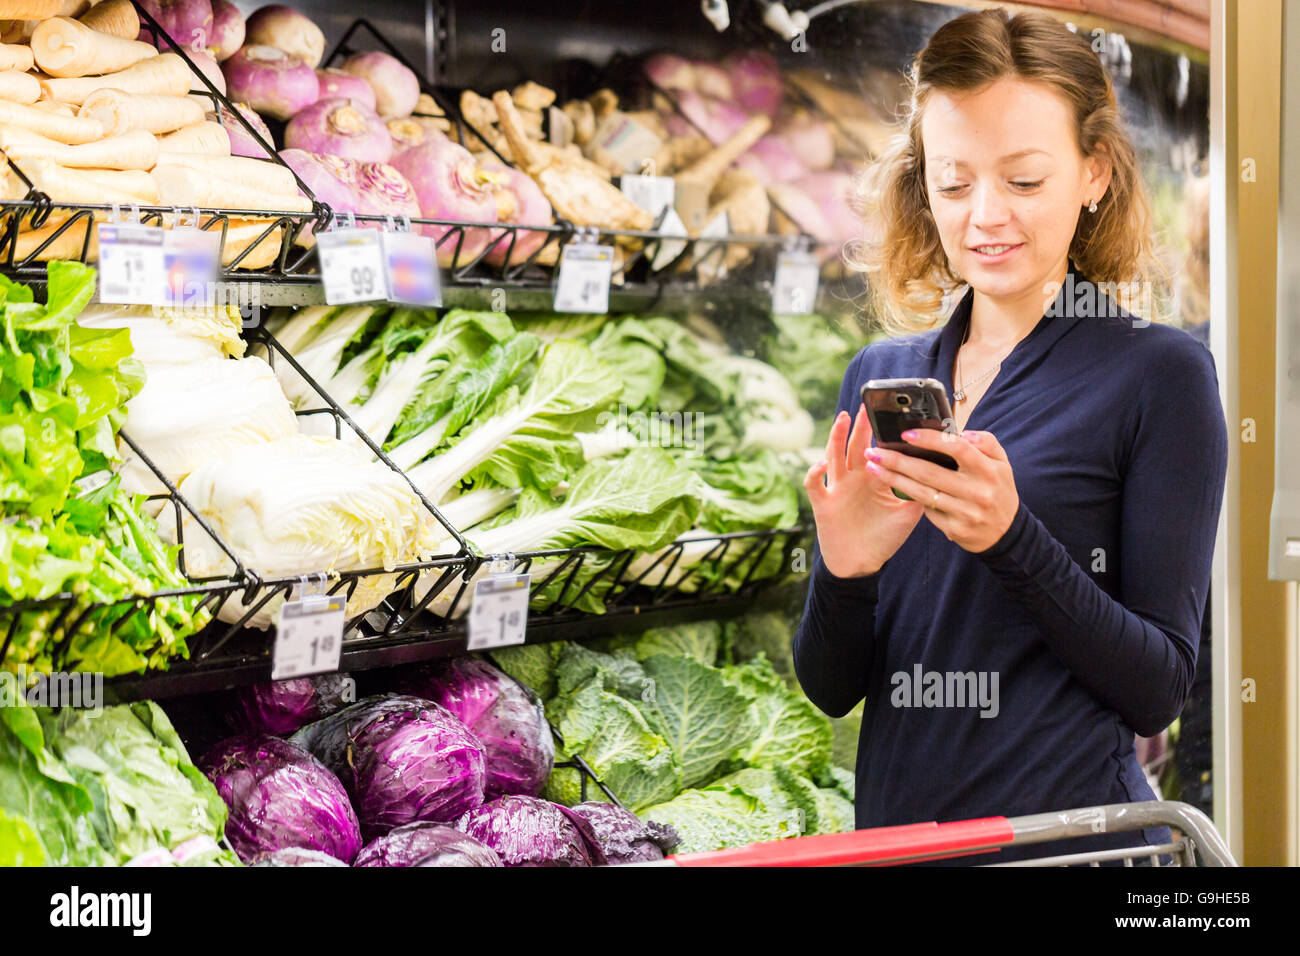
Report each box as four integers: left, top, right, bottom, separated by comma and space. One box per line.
969, 182, 1012, 227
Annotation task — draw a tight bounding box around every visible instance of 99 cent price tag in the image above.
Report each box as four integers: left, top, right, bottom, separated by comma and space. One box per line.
467, 573, 531, 651
273, 593, 345, 680
772, 249, 820, 315
553, 243, 614, 314
381, 229, 442, 306
317, 228, 390, 305
97, 222, 166, 305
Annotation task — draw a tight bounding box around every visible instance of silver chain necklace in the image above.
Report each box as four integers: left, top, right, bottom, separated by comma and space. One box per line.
953, 352, 1002, 401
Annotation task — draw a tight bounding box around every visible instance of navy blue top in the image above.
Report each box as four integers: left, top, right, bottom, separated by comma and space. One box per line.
794, 259, 1229, 864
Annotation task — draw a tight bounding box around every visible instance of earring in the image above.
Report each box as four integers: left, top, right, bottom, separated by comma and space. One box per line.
1088, 198, 1098, 213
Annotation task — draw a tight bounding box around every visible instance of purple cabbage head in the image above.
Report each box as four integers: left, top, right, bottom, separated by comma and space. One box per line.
249, 847, 349, 867
200, 735, 362, 864
569, 802, 680, 864
291, 694, 486, 838
455, 795, 608, 867
354, 822, 502, 867
226, 673, 353, 735
399, 658, 554, 798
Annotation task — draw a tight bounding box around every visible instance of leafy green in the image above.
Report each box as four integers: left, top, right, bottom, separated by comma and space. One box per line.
632, 621, 720, 667
641, 783, 798, 854
486, 644, 563, 700
722, 656, 833, 778
760, 313, 866, 420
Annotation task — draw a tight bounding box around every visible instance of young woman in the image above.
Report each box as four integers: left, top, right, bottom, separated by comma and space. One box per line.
794, 8, 1228, 864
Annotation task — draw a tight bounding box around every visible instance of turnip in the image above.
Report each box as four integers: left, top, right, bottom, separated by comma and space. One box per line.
220, 102, 276, 158
244, 5, 325, 69
208, 0, 245, 61
280, 148, 358, 218
188, 47, 226, 95
790, 170, 861, 241
665, 89, 748, 143
316, 68, 376, 112
777, 113, 835, 170
389, 133, 500, 268
222, 45, 319, 121
691, 61, 733, 100
723, 49, 782, 119
734, 134, 807, 184
341, 51, 419, 121
136, 0, 213, 50
280, 149, 420, 230
480, 159, 553, 268
643, 52, 694, 91
285, 97, 392, 163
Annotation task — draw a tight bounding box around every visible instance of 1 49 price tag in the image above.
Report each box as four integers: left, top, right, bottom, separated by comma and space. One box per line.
97, 223, 166, 305
467, 573, 531, 651
553, 243, 614, 314
772, 249, 820, 315
273, 594, 345, 680
382, 229, 442, 306
317, 228, 390, 305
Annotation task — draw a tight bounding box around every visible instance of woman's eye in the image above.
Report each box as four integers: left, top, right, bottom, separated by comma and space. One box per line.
935, 180, 1044, 194
1012, 180, 1045, 190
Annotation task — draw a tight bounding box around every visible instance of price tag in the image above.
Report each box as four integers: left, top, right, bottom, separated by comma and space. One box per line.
381, 229, 442, 306
650, 208, 689, 272
772, 249, 820, 315
317, 228, 389, 304
691, 210, 730, 283
467, 572, 531, 651
163, 226, 221, 308
273, 592, 345, 680
553, 243, 614, 314
620, 174, 676, 219
97, 222, 166, 305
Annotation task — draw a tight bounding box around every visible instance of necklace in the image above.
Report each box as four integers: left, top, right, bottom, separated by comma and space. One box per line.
953, 355, 1001, 402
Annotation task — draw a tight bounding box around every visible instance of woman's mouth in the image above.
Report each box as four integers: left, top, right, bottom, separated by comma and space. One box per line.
969, 243, 1022, 262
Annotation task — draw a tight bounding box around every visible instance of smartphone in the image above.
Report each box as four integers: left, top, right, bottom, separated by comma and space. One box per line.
860, 378, 959, 500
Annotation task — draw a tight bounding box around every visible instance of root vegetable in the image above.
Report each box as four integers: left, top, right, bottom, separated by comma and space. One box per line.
388, 131, 501, 267
208, 0, 243, 60
480, 158, 552, 268
158, 120, 230, 154
0, 69, 38, 103
691, 61, 733, 100
244, 5, 324, 69
221, 45, 318, 121
39, 52, 193, 105
284, 96, 391, 163
0, 99, 103, 142
32, 15, 157, 77
643, 52, 693, 90
777, 112, 835, 170
733, 133, 807, 185
152, 161, 311, 211
223, 217, 284, 268
512, 80, 554, 111
157, 149, 297, 194
316, 67, 375, 112
134, 0, 213, 50
17, 157, 159, 204
676, 114, 770, 187
0, 1, 63, 17
1, 126, 159, 168
14, 215, 100, 261
0, 42, 33, 71
77, 0, 139, 40
188, 47, 225, 94
218, 102, 274, 158
79, 89, 204, 135
341, 51, 418, 120
723, 49, 782, 119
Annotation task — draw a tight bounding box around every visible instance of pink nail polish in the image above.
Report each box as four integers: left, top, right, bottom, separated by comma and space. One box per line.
901, 429, 918, 440
866, 449, 882, 462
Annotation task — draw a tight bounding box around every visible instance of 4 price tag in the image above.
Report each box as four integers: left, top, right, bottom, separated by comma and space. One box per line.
97, 222, 166, 305
317, 227, 389, 305
553, 242, 614, 314
772, 249, 820, 315
467, 572, 531, 651
273, 590, 345, 680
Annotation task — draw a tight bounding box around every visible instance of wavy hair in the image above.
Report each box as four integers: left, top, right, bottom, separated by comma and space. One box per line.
845, 7, 1172, 336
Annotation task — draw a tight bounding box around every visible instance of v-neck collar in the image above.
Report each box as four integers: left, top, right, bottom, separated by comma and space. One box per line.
935, 257, 1090, 430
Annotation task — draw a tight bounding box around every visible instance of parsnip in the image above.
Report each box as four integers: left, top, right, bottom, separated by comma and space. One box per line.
1, 126, 158, 169
152, 163, 311, 212
17, 157, 158, 204
0, 41, 32, 71
15, 215, 100, 262
79, 89, 203, 135
0, 70, 39, 103
0, 99, 102, 142
31, 99, 74, 117
223, 218, 286, 270
157, 121, 230, 156
0, 2, 64, 19
39, 52, 193, 105
155, 151, 297, 195
77, 0, 137, 40
32, 16, 157, 78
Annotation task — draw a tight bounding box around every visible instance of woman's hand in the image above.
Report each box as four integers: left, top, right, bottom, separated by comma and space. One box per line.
864, 427, 1019, 554
804, 405, 925, 577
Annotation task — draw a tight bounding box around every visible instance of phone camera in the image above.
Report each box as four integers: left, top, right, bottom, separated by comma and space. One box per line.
896, 394, 911, 407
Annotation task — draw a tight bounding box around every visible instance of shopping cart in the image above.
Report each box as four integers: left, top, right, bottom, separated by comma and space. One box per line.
650, 801, 1237, 867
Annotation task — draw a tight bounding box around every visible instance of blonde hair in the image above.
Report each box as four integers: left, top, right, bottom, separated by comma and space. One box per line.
846, 7, 1172, 337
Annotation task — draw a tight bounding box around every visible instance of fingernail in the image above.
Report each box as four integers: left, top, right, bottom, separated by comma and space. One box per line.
817, 461, 827, 468
901, 429, 918, 439
967, 432, 982, 442
865, 460, 880, 473
866, 449, 882, 462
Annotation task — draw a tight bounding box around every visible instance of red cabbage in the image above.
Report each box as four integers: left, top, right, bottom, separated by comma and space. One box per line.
200, 735, 363, 864
569, 802, 681, 864
291, 694, 487, 838
225, 673, 353, 735
455, 795, 608, 867
249, 847, 348, 867
399, 657, 554, 798
354, 822, 502, 867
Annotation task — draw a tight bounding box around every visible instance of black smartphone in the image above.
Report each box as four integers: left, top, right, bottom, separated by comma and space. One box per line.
860, 378, 959, 501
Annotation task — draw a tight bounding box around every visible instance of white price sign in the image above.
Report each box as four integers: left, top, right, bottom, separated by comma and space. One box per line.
163, 226, 221, 307
650, 207, 689, 272
467, 573, 531, 651
97, 222, 166, 305
381, 229, 442, 307
553, 243, 614, 314
317, 228, 389, 304
772, 249, 820, 315
619, 174, 676, 218
273, 594, 345, 680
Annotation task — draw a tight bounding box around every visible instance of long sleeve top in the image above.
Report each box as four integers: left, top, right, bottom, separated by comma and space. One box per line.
794, 258, 1229, 864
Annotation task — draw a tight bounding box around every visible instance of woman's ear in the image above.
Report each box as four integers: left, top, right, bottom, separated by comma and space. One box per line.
1086, 145, 1114, 205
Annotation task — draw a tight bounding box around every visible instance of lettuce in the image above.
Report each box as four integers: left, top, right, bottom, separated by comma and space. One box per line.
641, 783, 797, 854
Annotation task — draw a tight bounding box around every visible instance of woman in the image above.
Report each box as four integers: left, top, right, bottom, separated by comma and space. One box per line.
794, 8, 1228, 864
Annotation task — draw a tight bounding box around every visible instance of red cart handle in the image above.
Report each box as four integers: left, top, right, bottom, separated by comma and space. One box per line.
668, 816, 1015, 867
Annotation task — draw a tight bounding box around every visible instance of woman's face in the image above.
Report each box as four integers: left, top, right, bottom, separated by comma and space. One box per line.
920, 76, 1110, 301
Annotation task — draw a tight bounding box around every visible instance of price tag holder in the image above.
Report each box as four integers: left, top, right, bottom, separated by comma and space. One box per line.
650, 208, 689, 272
163, 225, 220, 308
553, 242, 614, 314
467, 558, 530, 651
97, 222, 166, 305
273, 579, 344, 680
381, 228, 442, 306
772, 248, 820, 315
690, 210, 730, 283
317, 227, 389, 305
620, 174, 676, 219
